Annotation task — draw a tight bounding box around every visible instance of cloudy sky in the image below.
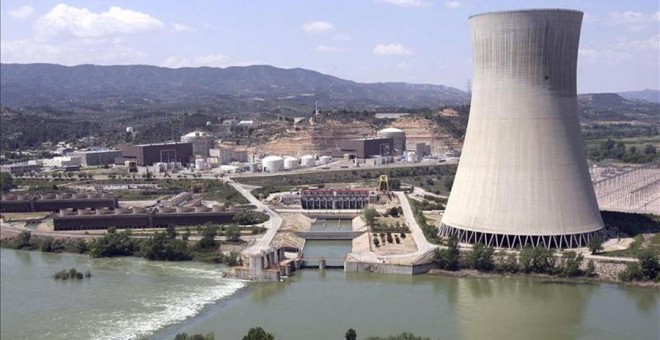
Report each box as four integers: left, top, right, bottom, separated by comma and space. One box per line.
1, 0, 658, 93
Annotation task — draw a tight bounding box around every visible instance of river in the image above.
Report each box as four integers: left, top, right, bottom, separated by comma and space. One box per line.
1, 248, 658, 340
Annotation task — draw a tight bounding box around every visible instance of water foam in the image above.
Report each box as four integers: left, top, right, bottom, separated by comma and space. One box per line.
86, 264, 247, 340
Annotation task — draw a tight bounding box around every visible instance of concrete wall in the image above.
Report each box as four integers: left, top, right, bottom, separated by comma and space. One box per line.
442, 9, 603, 244
344, 261, 434, 275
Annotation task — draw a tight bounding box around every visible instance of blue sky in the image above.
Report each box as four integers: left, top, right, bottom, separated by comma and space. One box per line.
1, 0, 658, 93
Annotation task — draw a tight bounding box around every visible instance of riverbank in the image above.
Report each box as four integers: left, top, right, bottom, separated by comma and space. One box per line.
428, 268, 660, 289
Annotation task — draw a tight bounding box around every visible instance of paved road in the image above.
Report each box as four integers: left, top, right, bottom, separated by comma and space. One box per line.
228, 180, 283, 256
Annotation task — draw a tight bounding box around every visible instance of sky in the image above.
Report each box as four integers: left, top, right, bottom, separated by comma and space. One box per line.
1, 0, 658, 93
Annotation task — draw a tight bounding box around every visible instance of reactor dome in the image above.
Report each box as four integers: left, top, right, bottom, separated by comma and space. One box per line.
181, 131, 214, 157
377, 128, 406, 156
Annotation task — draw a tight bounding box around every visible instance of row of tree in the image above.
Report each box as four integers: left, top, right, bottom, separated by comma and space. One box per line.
588, 139, 658, 163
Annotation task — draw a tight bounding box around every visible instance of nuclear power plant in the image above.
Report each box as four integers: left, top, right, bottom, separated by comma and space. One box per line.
440, 9, 604, 249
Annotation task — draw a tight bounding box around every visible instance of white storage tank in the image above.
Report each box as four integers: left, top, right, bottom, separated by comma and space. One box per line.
407, 151, 418, 162
195, 158, 207, 170
262, 156, 284, 173
283, 156, 299, 170
377, 127, 406, 156
300, 155, 316, 167
319, 156, 332, 164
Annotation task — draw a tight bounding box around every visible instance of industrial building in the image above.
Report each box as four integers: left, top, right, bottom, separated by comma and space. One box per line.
53, 206, 235, 230
339, 137, 393, 159
181, 131, 214, 157
120, 142, 193, 166
72, 149, 122, 167
377, 128, 406, 156
440, 9, 603, 249
415, 143, 431, 158
209, 147, 248, 165
301, 189, 371, 210
0, 162, 42, 175
0, 193, 118, 213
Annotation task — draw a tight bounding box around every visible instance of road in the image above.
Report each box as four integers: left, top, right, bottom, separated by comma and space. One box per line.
227, 180, 283, 256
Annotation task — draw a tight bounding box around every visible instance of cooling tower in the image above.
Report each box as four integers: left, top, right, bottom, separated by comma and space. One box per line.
440, 9, 603, 249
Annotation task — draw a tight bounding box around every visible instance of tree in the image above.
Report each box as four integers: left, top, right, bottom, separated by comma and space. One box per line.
89, 228, 137, 258
637, 249, 659, 281
559, 251, 584, 277
585, 260, 596, 277
467, 243, 495, 271
588, 234, 604, 255
519, 247, 556, 274
242, 327, 274, 340
373, 237, 380, 247
362, 208, 378, 226
346, 329, 357, 340
434, 234, 460, 271
442, 175, 455, 191
0, 172, 14, 193
197, 225, 218, 249
225, 224, 242, 242
389, 207, 400, 217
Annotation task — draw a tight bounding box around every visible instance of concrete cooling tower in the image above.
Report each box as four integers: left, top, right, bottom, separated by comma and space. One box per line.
440, 9, 603, 249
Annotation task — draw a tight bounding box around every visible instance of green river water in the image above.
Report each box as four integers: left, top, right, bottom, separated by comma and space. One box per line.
1, 248, 658, 340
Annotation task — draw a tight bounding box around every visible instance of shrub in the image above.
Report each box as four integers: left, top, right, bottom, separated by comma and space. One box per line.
387, 233, 393, 243
558, 251, 584, 277
637, 249, 659, 281
619, 262, 643, 282
467, 243, 495, 271
434, 234, 460, 271
89, 228, 138, 258
225, 225, 242, 243
588, 234, 604, 255
197, 225, 218, 250
497, 251, 519, 273
519, 247, 556, 274
15, 231, 32, 249
373, 237, 380, 247
346, 328, 357, 340
585, 260, 596, 277
233, 210, 268, 225
242, 327, 274, 340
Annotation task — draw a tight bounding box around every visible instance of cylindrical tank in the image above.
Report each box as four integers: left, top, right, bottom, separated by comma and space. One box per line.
283, 156, 299, 170
377, 127, 406, 156
441, 9, 603, 249
300, 155, 316, 167
181, 131, 214, 157
212, 205, 225, 212
87, 193, 99, 199
40, 193, 55, 200
158, 207, 176, 214
319, 156, 332, 164
96, 208, 111, 215
195, 206, 210, 212
132, 207, 146, 214
114, 208, 130, 215
406, 151, 417, 162
194, 158, 206, 170
56, 193, 71, 199
17, 194, 30, 201
1, 194, 17, 201
74, 193, 87, 199
60, 208, 75, 216
78, 208, 93, 215
248, 163, 258, 172
262, 156, 284, 173
176, 206, 194, 213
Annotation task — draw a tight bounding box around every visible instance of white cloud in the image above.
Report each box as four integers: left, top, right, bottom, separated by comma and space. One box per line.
607, 11, 660, 24
1, 39, 147, 65
315, 45, 340, 53
9, 5, 34, 19
444, 1, 462, 9
302, 21, 334, 35
34, 4, 165, 39
334, 33, 351, 41
372, 43, 414, 56
162, 54, 257, 68
173, 23, 196, 32
375, 0, 430, 7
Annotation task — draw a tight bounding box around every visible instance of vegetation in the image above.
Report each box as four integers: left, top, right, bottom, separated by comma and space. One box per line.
0, 172, 14, 192
233, 210, 269, 225
587, 138, 658, 163
196, 224, 219, 250
466, 243, 495, 271
619, 249, 659, 282
89, 228, 139, 258
225, 224, 242, 243
53, 268, 91, 280
346, 328, 357, 340
242, 327, 275, 340
173, 332, 215, 340
433, 235, 460, 271
361, 208, 379, 226
588, 234, 604, 255
141, 226, 191, 261
518, 247, 557, 274
364, 332, 430, 340
408, 197, 439, 243
557, 251, 585, 277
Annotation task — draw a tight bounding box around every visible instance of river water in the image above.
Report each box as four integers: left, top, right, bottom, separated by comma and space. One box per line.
1, 248, 658, 340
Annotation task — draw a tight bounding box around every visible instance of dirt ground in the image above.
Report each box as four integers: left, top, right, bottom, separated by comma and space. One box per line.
369, 232, 417, 255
